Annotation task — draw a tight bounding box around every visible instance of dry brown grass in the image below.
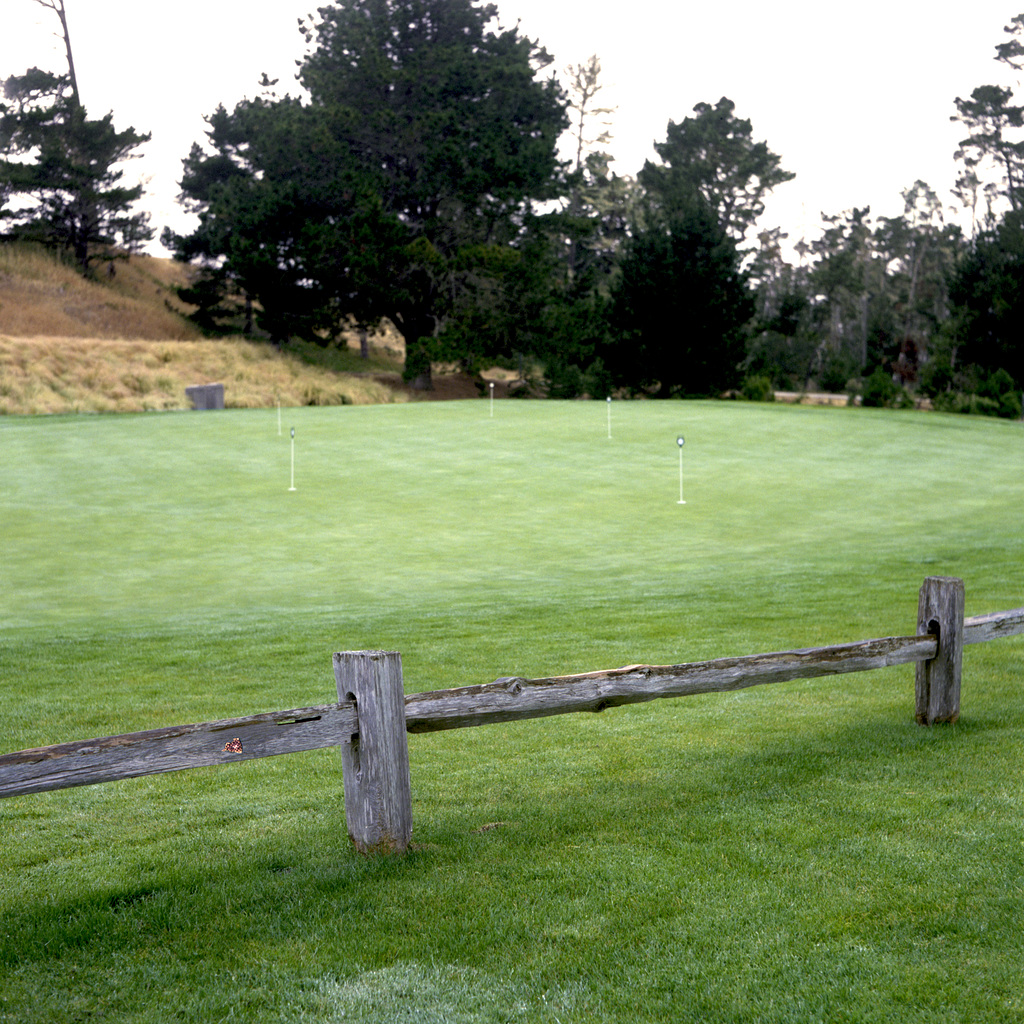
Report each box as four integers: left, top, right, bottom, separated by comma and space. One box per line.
0, 245, 519, 413
0, 246, 201, 341
0, 244, 413, 413
0, 336, 403, 415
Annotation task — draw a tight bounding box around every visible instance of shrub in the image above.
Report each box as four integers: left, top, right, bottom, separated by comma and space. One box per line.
582, 358, 614, 401
932, 391, 1001, 416
999, 390, 1023, 419
978, 368, 1022, 418
979, 367, 1016, 401
401, 344, 432, 385
931, 368, 1023, 418
817, 353, 859, 394
860, 366, 900, 408
918, 355, 954, 398
544, 358, 584, 399
740, 374, 775, 402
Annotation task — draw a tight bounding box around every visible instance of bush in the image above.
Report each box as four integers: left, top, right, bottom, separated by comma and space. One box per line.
583, 358, 614, 401
860, 366, 900, 408
918, 355, 954, 398
544, 358, 584, 399
544, 357, 614, 400
999, 390, 1023, 419
980, 368, 1021, 418
741, 374, 774, 402
930, 367, 1023, 418
932, 391, 1001, 417
818, 353, 859, 394
979, 367, 1016, 401
401, 343, 433, 385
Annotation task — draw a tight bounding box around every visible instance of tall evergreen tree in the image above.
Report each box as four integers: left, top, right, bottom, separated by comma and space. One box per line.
639, 97, 794, 244
599, 100, 784, 397
952, 84, 1024, 214
744, 227, 818, 389
560, 55, 617, 285
948, 210, 1024, 389
946, 13, 1024, 393
0, 1, 151, 274
168, 0, 567, 385
606, 194, 752, 397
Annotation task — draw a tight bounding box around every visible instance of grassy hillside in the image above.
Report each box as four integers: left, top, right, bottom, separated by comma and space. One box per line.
0, 243, 201, 340
0, 335, 408, 414
2, 401, 1023, 1022
0, 244, 418, 412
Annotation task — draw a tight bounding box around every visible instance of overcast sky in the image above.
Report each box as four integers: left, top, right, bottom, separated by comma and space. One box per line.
3, 0, 1022, 254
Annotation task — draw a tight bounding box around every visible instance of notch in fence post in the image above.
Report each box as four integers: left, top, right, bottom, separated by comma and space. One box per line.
915, 576, 965, 726
334, 650, 412, 854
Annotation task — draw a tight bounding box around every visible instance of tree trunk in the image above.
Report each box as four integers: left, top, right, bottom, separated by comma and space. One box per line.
36, 0, 80, 104
74, 208, 91, 277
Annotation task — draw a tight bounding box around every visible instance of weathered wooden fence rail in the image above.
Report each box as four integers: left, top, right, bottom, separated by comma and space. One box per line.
2, 577, 1022, 854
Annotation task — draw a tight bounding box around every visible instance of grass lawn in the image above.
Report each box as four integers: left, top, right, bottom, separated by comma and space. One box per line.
1, 399, 1023, 1022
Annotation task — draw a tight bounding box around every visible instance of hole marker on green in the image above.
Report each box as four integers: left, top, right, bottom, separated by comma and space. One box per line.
677, 436, 686, 504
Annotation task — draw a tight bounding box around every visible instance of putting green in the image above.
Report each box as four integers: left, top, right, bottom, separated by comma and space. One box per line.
3, 400, 1020, 664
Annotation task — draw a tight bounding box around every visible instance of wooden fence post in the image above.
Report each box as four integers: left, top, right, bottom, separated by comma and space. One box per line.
915, 576, 965, 725
334, 650, 412, 854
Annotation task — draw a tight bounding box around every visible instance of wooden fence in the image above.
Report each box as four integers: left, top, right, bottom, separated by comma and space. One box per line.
2, 576, 1022, 854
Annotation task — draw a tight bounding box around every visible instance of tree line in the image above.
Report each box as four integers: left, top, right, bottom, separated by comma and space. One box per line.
2, 0, 1023, 413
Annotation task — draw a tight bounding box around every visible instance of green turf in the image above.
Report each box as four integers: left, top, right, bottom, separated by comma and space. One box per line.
1, 400, 1023, 1022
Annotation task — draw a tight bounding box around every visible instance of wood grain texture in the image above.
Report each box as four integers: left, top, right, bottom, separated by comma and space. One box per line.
964, 607, 1024, 644
0, 701, 357, 799
916, 576, 965, 725
6, 593, 1024, 803
403, 634, 939, 733
334, 650, 412, 855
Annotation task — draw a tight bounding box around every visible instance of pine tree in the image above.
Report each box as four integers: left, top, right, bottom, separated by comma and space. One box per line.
167, 0, 567, 383
0, 2, 151, 274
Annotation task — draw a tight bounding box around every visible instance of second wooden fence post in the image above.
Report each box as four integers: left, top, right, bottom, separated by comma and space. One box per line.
915, 576, 965, 725
334, 650, 412, 854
